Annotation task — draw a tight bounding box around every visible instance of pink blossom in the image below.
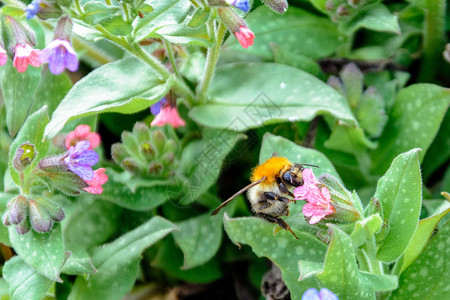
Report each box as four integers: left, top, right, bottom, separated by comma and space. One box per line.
65, 125, 101, 150
0, 45, 7, 66
234, 26, 254, 49
13, 44, 41, 73
83, 168, 108, 194
294, 169, 334, 225
151, 105, 186, 128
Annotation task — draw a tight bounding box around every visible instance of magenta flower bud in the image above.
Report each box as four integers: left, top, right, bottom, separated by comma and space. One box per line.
29, 199, 53, 233
15, 217, 31, 235
0, 44, 7, 65
2, 16, 37, 54
218, 8, 255, 49
13, 143, 36, 171
8, 195, 28, 225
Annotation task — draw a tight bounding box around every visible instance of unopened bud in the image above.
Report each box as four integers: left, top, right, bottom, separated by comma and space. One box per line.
262, 0, 288, 14
53, 16, 72, 40
29, 199, 53, 233
13, 143, 36, 171
336, 4, 350, 16
148, 161, 163, 175
1, 16, 37, 55
164, 140, 178, 153
8, 195, 28, 225
140, 142, 155, 159
122, 158, 140, 174
366, 197, 383, 218
348, 0, 361, 7
133, 122, 151, 142
111, 143, 128, 165
375, 219, 389, 243
15, 217, 31, 235
218, 7, 246, 33
152, 130, 166, 153
162, 152, 175, 165
38, 198, 65, 222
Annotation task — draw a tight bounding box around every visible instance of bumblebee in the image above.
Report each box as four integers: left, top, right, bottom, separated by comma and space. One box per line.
212, 154, 317, 239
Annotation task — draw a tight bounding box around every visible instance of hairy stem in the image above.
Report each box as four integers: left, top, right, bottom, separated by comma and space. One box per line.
164, 40, 182, 80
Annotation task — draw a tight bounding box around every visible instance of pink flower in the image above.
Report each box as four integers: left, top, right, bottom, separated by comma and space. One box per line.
294, 169, 335, 225
234, 26, 254, 49
151, 105, 186, 128
13, 44, 41, 73
0, 45, 7, 66
83, 168, 108, 194
65, 125, 101, 150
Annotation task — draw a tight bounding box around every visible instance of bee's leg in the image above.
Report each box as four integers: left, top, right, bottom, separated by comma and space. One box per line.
261, 192, 290, 203
255, 213, 299, 240
278, 182, 295, 198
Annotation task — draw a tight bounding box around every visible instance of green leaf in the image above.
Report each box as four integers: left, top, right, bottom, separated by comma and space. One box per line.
350, 214, 382, 248
188, 7, 210, 27
9, 224, 64, 282
69, 216, 177, 300
345, 3, 401, 34
271, 43, 322, 77
391, 221, 450, 299
223, 215, 327, 299
0, 192, 13, 246
394, 207, 450, 275
374, 149, 422, 262
83, 1, 120, 24
356, 88, 387, 138
260, 133, 341, 179
134, 0, 191, 41
31, 69, 73, 116
1, 61, 41, 136
173, 212, 223, 269
44, 57, 171, 139
155, 23, 212, 47
3, 256, 53, 300
324, 125, 376, 156
62, 197, 122, 275
189, 63, 355, 131
372, 84, 450, 174
100, 169, 171, 211
100, 15, 133, 36
224, 6, 344, 59
8, 107, 50, 186
317, 225, 375, 300
360, 272, 398, 291
175, 129, 245, 205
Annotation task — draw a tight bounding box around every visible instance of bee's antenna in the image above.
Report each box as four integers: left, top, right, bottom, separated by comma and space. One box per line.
211, 176, 266, 215
300, 164, 319, 168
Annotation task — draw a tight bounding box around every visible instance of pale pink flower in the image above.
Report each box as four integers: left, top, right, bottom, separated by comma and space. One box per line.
234, 26, 254, 49
151, 105, 186, 128
83, 168, 108, 194
13, 44, 41, 73
65, 125, 101, 150
0, 45, 7, 66
294, 169, 335, 224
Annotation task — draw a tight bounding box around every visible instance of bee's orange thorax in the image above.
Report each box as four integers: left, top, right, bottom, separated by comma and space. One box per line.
251, 157, 291, 185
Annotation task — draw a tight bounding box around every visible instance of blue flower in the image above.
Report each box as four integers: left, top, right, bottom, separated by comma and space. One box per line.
302, 288, 338, 300
64, 141, 99, 181
40, 39, 79, 75
233, 0, 250, 13
150, 97, 168, 115
25, 0, 42, 20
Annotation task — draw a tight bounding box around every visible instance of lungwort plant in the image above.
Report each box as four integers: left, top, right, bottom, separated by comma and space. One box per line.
0, 0, 448, 299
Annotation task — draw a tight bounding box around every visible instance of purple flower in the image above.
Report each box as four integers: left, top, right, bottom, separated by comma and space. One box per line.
40, 39, 78, 75
64, 141, 99, 181
25, 0, 41, 19
150, 97, 168, 115
232, 0, 250, 13
302, 288, 338, 300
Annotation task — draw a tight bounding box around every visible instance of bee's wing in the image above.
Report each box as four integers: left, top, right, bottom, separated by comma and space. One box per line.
211, 177, 266, 215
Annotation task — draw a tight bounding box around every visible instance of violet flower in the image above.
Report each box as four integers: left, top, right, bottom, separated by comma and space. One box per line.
302, 288, 338, 300
40, 39, 78, 75
226, 0, 250, 12
150, 97, 168, 115
64, 141, 99, 181
25, 0, 41, 20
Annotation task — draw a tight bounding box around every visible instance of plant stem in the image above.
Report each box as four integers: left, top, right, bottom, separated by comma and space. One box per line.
164, 40, 182, 80
74, 0, 83, 15
197, 20, 227, 101
419, 0, 447, 82
121, 2, 131, 22
365, 237, 382, 275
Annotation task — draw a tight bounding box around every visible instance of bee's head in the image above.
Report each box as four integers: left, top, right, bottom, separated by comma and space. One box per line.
281, 164, 304, 187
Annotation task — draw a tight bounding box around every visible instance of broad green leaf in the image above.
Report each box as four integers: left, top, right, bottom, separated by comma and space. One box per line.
133, 0, 191, 41
271, 43, 322, 77
189, 63, 355, 131
394, 207, 450, 275
100, 15, 133, 36
391, 221, 450, 299
350, 214, 382, 248
72, 19, 104, 42
0, 192, 13, 246
0, 278, 8, 299
155, 23, 212, 47
62, 197, 122, 275
374, 149, 422, 262
224, 215, 327, 299
173, 212, 223, 269
260, 133, 340, 179
1, 61, 41, 136
345, 3, 401, 34
152, 235, 223, 283
31, 69, 73, 116
8, 107, 50, 185
83, 1, 120, 25
100, 169, 171, 210
188, 7, 210, 27
324, 125, 376, 156
360, 272, 398, 291
224, 6, 344, 59
3, 256, 53, 300
69, 216, 177, 300
44, 57, 171, 139
356, 88, 387, 138
9, 224, 64, 282
372, 84, 450, 173
317, 225, 375, 299
175, 129, 245, 205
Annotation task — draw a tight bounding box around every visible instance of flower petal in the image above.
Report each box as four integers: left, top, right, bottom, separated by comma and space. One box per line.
301, 288, 321, 300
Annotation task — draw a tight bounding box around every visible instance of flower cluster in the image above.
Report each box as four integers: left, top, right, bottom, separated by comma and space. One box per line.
0, 16, 78, 74
294, 169, 335, 224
